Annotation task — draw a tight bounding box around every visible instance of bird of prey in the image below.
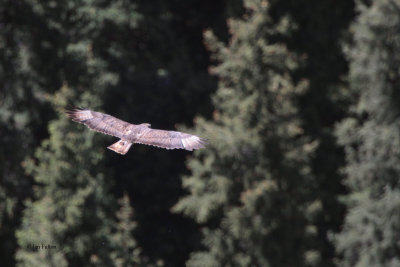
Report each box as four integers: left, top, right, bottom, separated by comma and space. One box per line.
66, 108, 206, 155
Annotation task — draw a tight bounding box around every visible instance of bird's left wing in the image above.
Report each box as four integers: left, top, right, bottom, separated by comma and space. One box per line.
66, 108, 131, 138
135, 129, 206, 151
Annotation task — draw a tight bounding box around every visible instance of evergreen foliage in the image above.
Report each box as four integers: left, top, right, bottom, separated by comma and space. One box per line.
174, 1, 326, 266
334, 0, 400, 266
96, 0, 234, 264
14, 0, 144, 265
0, 0, 46, 265
7, 0, 230, 266
111, 193, 144, 267
4, 0, 400, 266
16, 86, 125, 266
269, 1, 355, 264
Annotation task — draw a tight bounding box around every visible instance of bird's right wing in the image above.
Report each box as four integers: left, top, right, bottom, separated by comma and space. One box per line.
66, 108, 131, 138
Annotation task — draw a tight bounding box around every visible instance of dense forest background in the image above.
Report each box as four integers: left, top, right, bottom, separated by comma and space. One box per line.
1, 0, 400, 266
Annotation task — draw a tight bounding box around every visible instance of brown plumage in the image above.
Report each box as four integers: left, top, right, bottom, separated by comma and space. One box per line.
66, 108, 206, 154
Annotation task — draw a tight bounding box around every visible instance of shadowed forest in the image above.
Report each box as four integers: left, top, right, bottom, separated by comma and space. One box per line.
2, 0, 400, 266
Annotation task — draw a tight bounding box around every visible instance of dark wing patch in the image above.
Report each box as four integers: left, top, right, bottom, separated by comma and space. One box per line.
135, 129, 206, 151
66, 108, 131, 138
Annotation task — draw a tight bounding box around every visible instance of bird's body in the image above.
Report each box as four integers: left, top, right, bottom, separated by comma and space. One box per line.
66, 108, 206, 154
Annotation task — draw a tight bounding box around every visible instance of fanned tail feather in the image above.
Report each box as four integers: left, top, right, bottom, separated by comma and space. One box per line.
107, 140, 132, 155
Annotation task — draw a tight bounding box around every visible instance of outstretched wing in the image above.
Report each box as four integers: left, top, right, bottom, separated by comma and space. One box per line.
66, 108, 131, 138
135, 129, 206, 151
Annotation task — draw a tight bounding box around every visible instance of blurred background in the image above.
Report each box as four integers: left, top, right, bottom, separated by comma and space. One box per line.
1, 0, 399, 266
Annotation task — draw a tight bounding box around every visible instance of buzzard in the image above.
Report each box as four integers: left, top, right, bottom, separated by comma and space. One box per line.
66, 108, 206, 155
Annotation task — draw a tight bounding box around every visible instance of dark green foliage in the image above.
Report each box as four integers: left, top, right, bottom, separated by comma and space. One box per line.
98, 1, 234, 265
174, 1, 325, 266
269, 1, 356, 264
5, 0, 400, 266
334, 0, 400, 266
111, 193, 144, 267
0, 1, 42, 265
13, 0, 142, 265
272, 1, 356, 265
4, 0, 231, 266
16, 85, 123, 266
173, 0, 357, 266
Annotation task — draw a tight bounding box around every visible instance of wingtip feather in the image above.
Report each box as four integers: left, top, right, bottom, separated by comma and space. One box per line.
182, 136, 207, 151
65, 107, 93, 122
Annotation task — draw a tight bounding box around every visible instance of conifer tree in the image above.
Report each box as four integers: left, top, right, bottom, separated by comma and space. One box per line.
9, 0, 235, 265
15, 1, 144, 265
111, 193, 145, 267
97, 0, 238, 264
17, 89, 143, 267
0, 1, 45, 265
335, 0, 400, 266
268, 1, 355, 264
16, 85, 123, 266
174, 1, 323, 266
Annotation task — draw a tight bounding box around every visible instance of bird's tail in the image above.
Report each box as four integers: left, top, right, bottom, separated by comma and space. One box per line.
107, 140, 132, 155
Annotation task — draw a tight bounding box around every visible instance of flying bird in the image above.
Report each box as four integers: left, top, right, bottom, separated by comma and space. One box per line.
66, 108, 206, 155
